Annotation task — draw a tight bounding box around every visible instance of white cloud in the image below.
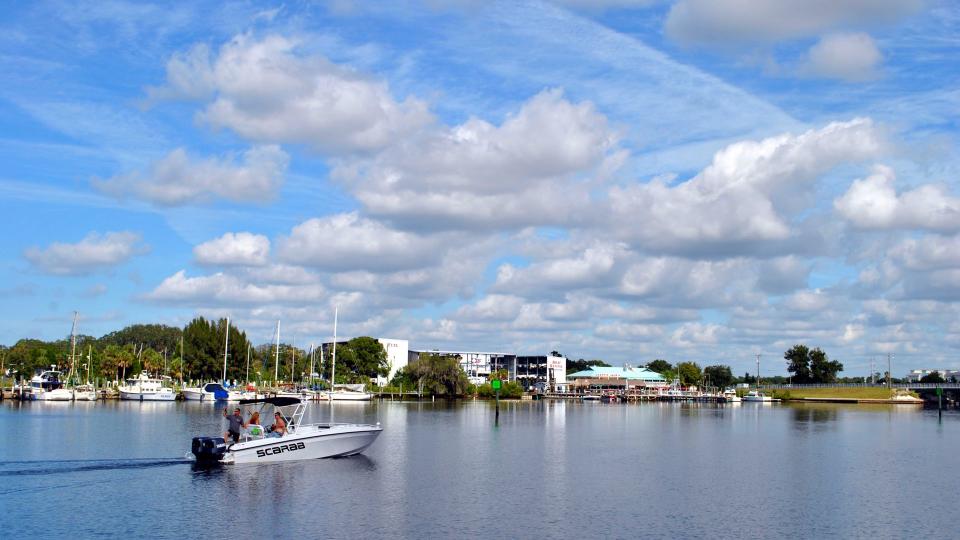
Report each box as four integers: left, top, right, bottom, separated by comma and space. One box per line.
193, 232, 271, 267
610, 118, 885, 254
665, 0, 922, 45
24, 231, 146, 275
834, 165, 960, 232
801, 32, 882, 81
339, 89, 617, 231
277, 212, 445, 272
492, 242, 626, 294
94, 145, 288, 205
151, 34, 432, 154
145, 270, 326, 305
888, 234, 960, 271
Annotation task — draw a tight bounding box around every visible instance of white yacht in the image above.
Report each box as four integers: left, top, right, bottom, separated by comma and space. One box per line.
24, 371, 73, 401
191, 397, 382, 465
119, 373, 176, 401
742, 390, 774, 403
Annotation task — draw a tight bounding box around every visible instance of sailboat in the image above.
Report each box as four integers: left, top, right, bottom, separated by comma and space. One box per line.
65, 313, 96, 401
326, 307, 372, 402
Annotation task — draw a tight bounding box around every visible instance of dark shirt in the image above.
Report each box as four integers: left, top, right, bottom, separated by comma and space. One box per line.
226, 414, 243, 433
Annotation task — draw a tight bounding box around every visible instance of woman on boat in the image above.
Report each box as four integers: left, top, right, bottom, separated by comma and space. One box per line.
246, 411, 260, 428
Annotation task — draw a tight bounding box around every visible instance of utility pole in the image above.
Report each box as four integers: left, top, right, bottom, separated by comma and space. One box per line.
870, 357, 875, 385
887, 353, 892, 389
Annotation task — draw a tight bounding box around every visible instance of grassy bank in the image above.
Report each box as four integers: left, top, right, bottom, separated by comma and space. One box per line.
766, 387, 917, 400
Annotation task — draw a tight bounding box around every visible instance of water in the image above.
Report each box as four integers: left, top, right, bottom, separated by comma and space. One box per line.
1, 399, 957, 539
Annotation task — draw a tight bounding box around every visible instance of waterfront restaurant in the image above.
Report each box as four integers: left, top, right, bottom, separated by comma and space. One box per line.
567, 365, 668, 393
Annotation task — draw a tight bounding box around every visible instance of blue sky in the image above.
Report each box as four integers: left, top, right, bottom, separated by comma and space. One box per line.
1, 0, 958, 377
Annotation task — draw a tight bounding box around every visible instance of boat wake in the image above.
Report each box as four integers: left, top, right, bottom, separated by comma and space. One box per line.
0, 457, 191, 477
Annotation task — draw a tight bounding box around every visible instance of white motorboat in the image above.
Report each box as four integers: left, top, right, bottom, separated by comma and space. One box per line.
24, 371, 73, 401
182, 382, 231, 401
721, 389, 741, 403
72, 384, 97, 401
119, 373, 176, 401
742, 390, 774, 403
191, 397, 382, 465
325, 384, 373, 401
581, 394, 601, 402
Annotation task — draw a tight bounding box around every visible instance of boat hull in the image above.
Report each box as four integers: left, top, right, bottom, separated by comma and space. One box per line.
28, 389, 73, 401
119, 390, 176, 401
326, 391, 373, 401
223, 425, 382, 464
73, 390, 97, 401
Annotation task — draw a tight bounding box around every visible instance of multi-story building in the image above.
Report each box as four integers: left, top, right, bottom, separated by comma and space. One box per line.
905, 369, 959, 382
513, 355, 567, 391
408, 350, 515, 385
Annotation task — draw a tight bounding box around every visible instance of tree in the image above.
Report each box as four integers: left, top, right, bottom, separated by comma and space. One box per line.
392, 353, 469, 396
809, 348, 843, 383
703, 365, 734, 389
647, 359, 673, 375
566, 358, 611, 374
920, 371, 945, 384
345, 337, 389, 379
784, 344, 812, 383
677, 361, 702, 386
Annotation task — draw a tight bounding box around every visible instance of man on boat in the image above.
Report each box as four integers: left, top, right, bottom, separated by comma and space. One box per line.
267, 411, 286, 438
223, 407, 243, 443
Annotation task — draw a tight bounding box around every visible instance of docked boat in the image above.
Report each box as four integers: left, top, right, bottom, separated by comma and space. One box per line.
742, 390, 774, 403
191, 397, 382, 465
119, 373, 176, 401
720, 389, 741, 403
182, 382, 231, 401
72, 384, 97, 401
581, 394, 601, 402
24, 371, 73, 401
325, 384, 373, 401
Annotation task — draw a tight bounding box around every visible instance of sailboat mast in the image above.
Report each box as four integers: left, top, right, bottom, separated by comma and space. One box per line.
223, 317, 230, 384
308, 343, 314, 387
274, 320, 281, 382
69, 311, 78, 379
180, 334, 184, 386
331, 306, 338, 391
245, 344, 250, 385
87, 345, 92, 385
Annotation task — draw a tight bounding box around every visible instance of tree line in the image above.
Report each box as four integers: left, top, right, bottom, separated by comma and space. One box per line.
1, 318, 389, 385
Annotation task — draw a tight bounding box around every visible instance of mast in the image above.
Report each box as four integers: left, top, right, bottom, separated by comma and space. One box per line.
222, 317, 230, 384
308, 343, 315, 388
245, 343, 251, 385
180, 333, 184, 386
756, 354, 761, 387
69, 311, 78, 381
331, 306, 338, 393
86, 345, 92, 385
274, 320, 281, 382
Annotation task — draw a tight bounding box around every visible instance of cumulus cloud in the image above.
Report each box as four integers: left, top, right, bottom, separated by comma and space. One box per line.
610, 118, 885, 255
277, 212, 446, 272
834, 165, 960, 232
492, 242, 627, 295
24, 231, 147, 275
146, 270, 326, 305
94, 145, 288, 205
338, 89, 618, 231
665, 0, 922, 45
800, 32, 882, 81
150, 34, 432, 154
194, 232, 271, 266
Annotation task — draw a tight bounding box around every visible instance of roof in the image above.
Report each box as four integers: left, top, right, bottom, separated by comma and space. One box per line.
567, 366, 667, 382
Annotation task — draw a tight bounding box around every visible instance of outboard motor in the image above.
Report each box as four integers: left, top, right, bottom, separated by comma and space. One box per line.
191, 436, 227, 463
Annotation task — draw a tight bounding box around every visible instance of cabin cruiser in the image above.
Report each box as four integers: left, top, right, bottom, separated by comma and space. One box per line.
720, 389, 741, 403
742, 390, 774, 403
191, 397, 382, 465
118, 373, 176, 401
182, 382, 230, 401
24, 371, 73, 401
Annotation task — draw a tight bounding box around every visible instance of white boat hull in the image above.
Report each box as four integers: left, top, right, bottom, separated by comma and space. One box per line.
28, 388, 74, 401
119, 390, 176, 401
73, 390, 97, 401
223, 424, 382, 464
326, 391, 373, 401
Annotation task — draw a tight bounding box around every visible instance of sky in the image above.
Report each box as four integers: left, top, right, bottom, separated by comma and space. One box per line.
1, 0, 958, 378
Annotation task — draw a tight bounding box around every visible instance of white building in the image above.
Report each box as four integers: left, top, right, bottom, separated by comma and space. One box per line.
905, 369, 959, 382
377, 338, 408, 386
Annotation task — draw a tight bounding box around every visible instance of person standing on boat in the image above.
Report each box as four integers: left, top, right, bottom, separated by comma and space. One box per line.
223, 407, 243, 443
267, 412, 286, 438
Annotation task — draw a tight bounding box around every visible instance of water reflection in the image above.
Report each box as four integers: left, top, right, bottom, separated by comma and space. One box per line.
790, 403, 839, 431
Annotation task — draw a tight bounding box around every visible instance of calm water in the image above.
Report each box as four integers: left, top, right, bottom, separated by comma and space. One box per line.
1, 399, 957, 539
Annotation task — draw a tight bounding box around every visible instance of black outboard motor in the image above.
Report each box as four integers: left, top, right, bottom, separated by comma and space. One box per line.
191, 437, 227, 464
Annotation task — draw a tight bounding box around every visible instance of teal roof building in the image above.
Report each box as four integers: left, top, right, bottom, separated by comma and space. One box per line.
567, 365, 667, 384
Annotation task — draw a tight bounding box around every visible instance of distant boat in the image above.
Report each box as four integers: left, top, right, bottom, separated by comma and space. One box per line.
581, 394, 601, 402
182, 382, 230, 401
325, 384, 373, 401
72, 384, 97, 401
24, 370, 73, 401
721, 389, 741, 403
742, 390, 773, 403
119, 373, 176, 401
